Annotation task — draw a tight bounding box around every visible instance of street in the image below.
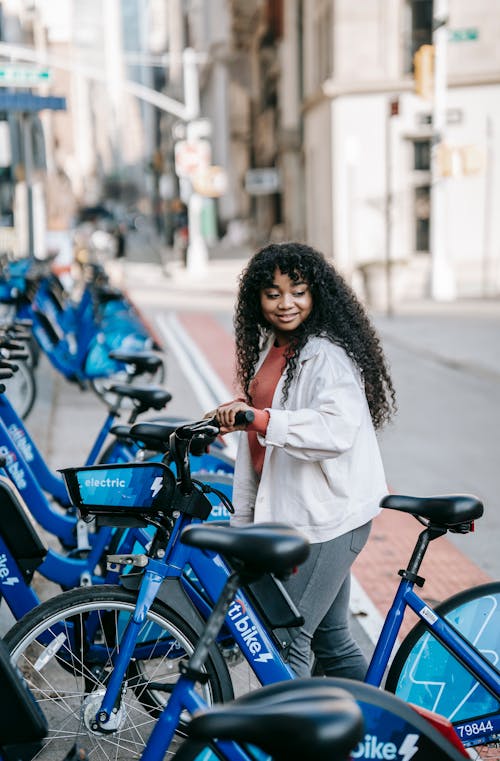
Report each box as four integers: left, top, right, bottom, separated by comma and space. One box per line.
375, 310, 500, 578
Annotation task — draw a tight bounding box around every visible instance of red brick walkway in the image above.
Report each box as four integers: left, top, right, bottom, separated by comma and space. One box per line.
178, 311, 493, 639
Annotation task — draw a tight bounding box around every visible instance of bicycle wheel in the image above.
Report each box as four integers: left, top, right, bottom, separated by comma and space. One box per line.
3, 357, 37, 419
386, 581, 500, 753
4, 585, 234, 761
98, 437, 137, 465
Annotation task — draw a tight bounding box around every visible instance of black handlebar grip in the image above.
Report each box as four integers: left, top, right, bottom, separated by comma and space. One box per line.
234, 409, 255, 427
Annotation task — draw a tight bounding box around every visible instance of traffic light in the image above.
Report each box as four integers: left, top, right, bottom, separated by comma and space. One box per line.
413, 44, 434, 100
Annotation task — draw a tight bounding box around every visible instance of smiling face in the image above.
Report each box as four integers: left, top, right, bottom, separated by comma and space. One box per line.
260, 268, 313, 345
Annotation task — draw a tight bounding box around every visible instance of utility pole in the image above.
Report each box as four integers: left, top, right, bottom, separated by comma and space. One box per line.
182, 47, 209, 276
430, 0, 456, 300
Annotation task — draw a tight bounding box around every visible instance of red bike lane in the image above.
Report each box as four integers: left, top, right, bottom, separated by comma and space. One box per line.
176, 310, 492, 638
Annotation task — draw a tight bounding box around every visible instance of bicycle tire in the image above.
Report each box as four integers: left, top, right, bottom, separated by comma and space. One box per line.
98, 437, 137, 465
3, 357, 37, 419
385, 581, 500, 749
4, 585, 234, 761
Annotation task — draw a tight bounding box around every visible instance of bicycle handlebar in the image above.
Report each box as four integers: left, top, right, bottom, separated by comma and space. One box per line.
174, 410, 255, 440
171, 410, 254, 495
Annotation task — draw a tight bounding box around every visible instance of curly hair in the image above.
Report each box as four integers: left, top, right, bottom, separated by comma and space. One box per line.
234, 242, 396, 429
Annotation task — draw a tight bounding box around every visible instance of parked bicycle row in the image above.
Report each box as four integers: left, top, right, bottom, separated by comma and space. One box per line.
0, 387, 497, 759
0, 247, 498, 760
0, 252, 164, 418
0, 410, 486, 761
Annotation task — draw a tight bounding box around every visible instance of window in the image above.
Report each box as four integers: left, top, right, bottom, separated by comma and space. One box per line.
314, 0, 333, 86
405, 0, 433, 74
413, 139, 431, 171
414, 185, 430, 252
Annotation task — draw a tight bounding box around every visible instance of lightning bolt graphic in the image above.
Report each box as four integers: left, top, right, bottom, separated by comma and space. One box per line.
399, 734, 419, 761
150, 476, 163, 498
2, 576, 19, 586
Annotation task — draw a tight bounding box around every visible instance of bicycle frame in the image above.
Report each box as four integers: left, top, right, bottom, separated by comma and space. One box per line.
32, 426, 479, 759
365, 575, 500, 745
4, 266, 153, 384
0, 391, 126, 505
87, 497, 500, 752
99, 519, 471, 761
0, 501, 153, 621
366, 579, 500, 694
95, 513, 294, 726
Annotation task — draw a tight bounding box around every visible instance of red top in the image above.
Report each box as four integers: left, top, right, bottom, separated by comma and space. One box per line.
247, 343, 288, 476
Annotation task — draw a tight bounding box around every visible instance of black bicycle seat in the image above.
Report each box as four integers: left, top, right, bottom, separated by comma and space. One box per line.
108, 349, 163, 375
381, 493, 483, 528
107, 385, 171, 409
187, 683, 362, 761
94, 285, 123, 303
128, 420, 185, 452
180, 522, 309, 579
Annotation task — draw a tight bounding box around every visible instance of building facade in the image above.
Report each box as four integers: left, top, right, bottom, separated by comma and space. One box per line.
220, 0, 500, 302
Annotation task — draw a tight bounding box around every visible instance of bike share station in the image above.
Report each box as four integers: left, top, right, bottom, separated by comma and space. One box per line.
0, 49, 497, 761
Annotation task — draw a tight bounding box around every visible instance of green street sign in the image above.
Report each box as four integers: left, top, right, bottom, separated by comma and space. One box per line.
0, 64, 51, 87
448, 27, 479, 42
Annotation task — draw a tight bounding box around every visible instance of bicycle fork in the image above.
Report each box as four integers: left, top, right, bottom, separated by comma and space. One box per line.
90, 559, 166, 731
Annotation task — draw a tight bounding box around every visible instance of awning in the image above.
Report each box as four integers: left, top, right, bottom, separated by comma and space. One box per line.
0, 93, 66, 112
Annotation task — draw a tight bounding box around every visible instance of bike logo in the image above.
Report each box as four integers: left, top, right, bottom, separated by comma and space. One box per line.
351, 733, 420, 760
227, 598, 273, 663
150, 476, 163, 498
0, 553, 20, 586
8, 424, 34, 463
209, 503, 230, 519
0, 445, 27, 490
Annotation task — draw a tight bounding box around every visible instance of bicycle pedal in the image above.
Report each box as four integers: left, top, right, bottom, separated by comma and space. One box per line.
106, 553, 148, 571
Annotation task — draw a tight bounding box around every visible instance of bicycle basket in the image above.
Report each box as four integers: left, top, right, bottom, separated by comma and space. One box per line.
60, 461, 177, 525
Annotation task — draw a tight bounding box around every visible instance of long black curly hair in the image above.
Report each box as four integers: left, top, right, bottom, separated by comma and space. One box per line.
234, 242, 396, 429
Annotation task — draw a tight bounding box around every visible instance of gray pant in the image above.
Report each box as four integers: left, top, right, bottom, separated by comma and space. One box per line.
283, 521, 371, 679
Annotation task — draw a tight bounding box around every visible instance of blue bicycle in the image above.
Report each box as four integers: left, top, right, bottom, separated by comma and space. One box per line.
2, 506, 469, 760
2, 416, 484, 759
0, 635, 367, 761
0, 256, 163, 399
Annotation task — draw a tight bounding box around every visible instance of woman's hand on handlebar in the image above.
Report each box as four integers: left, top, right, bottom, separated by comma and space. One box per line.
210, 401, 255, 434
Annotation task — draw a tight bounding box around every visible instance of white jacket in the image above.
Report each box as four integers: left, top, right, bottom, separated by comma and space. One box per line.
231, 335, 387, 543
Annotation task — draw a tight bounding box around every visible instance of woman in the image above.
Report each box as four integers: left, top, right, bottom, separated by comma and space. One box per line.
212, 242, 396, 679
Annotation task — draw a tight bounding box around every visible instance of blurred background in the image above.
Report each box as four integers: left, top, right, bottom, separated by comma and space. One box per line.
0, 0, 498, 309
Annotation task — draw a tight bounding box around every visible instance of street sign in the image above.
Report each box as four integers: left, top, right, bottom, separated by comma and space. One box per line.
192, 165, 228, 198
174, 139, 211, 179
0, 93, 66, 112
448, 27, 479, 42
0, 64, 51, 87
245, 168, 281, 195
